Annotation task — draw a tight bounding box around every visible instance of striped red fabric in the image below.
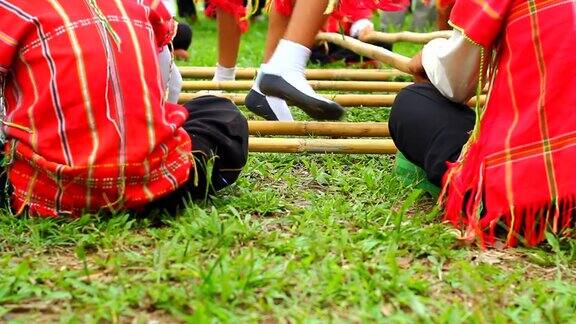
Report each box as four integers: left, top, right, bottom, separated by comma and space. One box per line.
442, 0, 576, 246
0, 0, 193, 216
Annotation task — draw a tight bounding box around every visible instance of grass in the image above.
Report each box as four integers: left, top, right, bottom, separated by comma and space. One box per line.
2, 15, 576, 323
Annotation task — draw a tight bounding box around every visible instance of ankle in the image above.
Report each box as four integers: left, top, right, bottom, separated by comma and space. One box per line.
213, 64, 236, 81
266, 39, 311, 75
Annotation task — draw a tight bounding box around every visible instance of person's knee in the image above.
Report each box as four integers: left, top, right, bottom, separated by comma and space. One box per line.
392, 83, 424, 110
223, 106, 249, 166
215, 106, 248, 190
184, 96, 248, 189
184, 95, 237, 113
389, 85, 421, 140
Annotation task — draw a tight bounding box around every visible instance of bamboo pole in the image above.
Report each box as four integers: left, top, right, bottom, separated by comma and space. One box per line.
179, 92, 486, 107
180, 92, 396, 106
359, 30, 453, 44
316, 33, 411, 74
181, 80, 411, 92
249, 137, 397, 154
178, 67, 409, 81
248, 121, 389, 137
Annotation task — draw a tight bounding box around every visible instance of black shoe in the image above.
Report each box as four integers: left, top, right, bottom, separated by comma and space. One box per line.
245, 89, 279, 121
259, 74, 345, 121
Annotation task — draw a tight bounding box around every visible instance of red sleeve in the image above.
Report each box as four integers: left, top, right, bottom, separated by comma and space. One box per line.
450, 0, 514, 47
147, 1, 177, 48
339, 0, 373, 22
0, 8, 30, 73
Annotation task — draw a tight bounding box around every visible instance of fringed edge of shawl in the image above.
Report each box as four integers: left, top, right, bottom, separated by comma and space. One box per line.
440, 139, 576, 248
443, 176, 576, 248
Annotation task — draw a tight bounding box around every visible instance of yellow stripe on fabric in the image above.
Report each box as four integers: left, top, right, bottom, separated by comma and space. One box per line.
19, 55, 38, 152
486, 132, 576, 167
23, 168, 39, 212
473, 0, 501, 19
0, 31, 17, 47
509, 0, 568, 22
47, 0, 100, 210
142, 159, 154, 202
85, 1, 127, 210
114, 0, 156, 154
503, 35, 520, 244
528, 0, 560, 226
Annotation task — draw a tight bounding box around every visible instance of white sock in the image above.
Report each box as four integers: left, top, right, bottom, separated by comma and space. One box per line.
251, 64, 267, 93
252, 63, 294, 121
266, 39, 309, 75
261, 39, 331, 104
267, 96, 293, 121
213, 64, 236, 81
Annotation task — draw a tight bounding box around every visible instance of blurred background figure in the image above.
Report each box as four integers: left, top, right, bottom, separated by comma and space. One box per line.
380, 0, 436, 32
310, 1, 381, 66
177, 0, 199, 21
163, 0, 194, 60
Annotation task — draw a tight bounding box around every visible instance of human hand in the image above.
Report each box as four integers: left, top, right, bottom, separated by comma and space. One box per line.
408, 51, 429, 83
358, 24, 374, 40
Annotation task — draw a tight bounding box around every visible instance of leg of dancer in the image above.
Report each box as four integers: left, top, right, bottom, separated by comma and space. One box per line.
213, 8, 243, 81
259, 0, 345, 121
247, 0, 345, 121
245, 0, 294, 121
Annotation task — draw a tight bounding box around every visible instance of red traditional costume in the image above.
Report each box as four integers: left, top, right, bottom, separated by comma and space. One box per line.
441, 0, 576, 246
207, 0, 409, 34
0, 0, 193, 216
323, 1, 373, 35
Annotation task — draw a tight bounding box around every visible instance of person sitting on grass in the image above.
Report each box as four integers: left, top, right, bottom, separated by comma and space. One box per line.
177, 0, 198, 22
389, 0, 576, 247
0, 0, 248, 217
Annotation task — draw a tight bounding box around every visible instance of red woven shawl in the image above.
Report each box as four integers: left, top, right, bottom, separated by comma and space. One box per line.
442, 0, 576, 247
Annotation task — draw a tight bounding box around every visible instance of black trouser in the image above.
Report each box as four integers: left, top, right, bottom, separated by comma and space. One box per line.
144, 96, 249, 213
389, 83, 475, 186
